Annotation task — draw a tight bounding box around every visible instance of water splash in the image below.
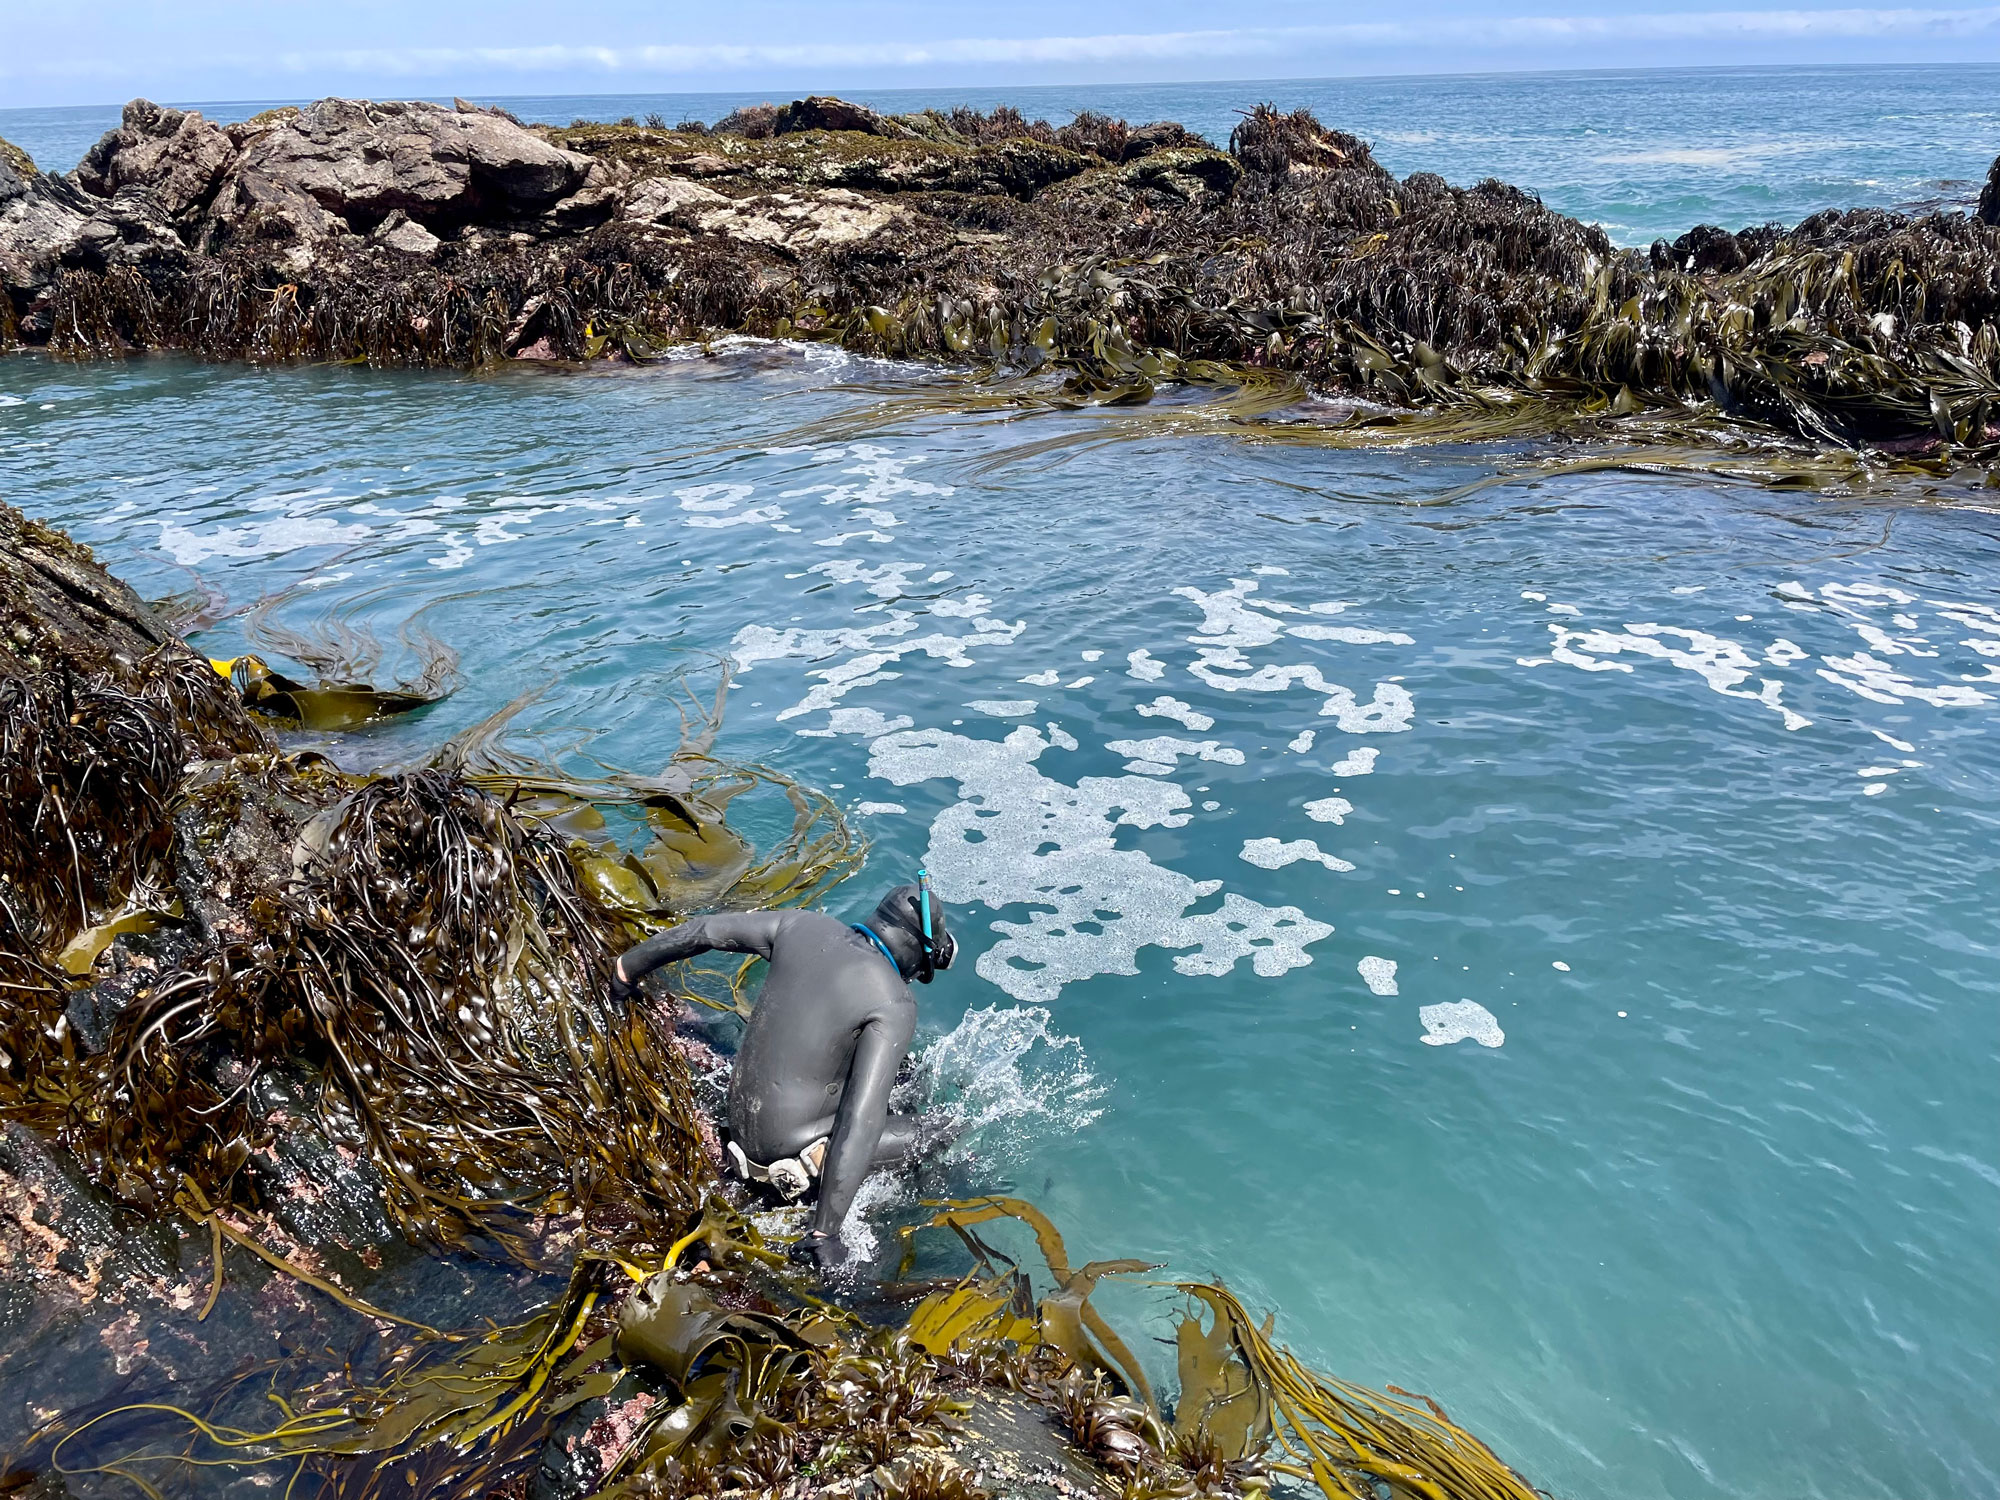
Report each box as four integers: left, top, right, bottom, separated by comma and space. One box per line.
913, 1003, 1108, 1158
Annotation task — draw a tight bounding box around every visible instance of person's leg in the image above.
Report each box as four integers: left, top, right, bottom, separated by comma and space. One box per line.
868, 1113, 922, 1170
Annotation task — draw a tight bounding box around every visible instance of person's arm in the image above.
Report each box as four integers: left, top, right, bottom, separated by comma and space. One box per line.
808, 1005, 917, 1244
610, 911, 784, 1004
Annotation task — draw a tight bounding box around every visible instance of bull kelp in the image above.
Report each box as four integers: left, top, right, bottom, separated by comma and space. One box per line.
0, 508, 1555, 1495
7, 93, 2000, 480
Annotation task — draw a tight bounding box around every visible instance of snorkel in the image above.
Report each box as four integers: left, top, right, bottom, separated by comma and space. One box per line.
917, 868, 937, 983
857, 875, 954, 983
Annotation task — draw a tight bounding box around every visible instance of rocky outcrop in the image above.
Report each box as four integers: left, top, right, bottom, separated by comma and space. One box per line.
73, 99, 234, 225
211, 98, 595, 242
2, 95, 596, 280
1977, 152, 2000, 226
6, 98, 2000, 458
0, 145, 89, 305
694, 187, 907, 252
773, 94, 909, 138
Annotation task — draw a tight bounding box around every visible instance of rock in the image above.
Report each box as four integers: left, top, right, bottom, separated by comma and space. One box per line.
72, 99, 234, 227
696, 187, 904, 252
1670, 222, 1747, 274
0, 143, 90, 299
774, 95, 908, 139
1119, 146, 1242, 201
1120, 120, 1207, 162
0, 503, 178, 683
1977, 154, 2000, 225
0, 1121, 179, 1315
622, 175, 730, 223
210, 98, 594, 242
0, 136, 35, 185
544, 183, 624, 231
373, 210, 442, 257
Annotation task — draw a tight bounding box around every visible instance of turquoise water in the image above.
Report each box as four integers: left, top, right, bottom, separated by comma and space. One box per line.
4, 64, 1999, 243
2, 348, 1996, 1498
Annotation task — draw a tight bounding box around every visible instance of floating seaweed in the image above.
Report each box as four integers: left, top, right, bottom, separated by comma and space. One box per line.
895, 1198, 1542, 1500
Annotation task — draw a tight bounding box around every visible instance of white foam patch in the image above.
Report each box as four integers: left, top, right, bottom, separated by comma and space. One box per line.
676, 482, 752, 512
1136, 695, 1214, 731
1358, 956, 1399, 995
1288, 729, 1316, 753
1419, 1000, 1505, 1048
1019, 669, 1060, 686
1105, 736, 1246, 773
1156, 580, 1418, 731
675, 481, 786, 529
155, 514, 372, 565
1126, 649, 1166, 681
810, 560, 931, 599
932, 594, 996, 619
1329, 747, 1379, 776
1240, 837, 1355, 872
854, 801, 906, 816
867, 725, 1333, 1004
968, 700, 1038, 718
1817, 652, 1991, 708
731, 608, 1025, 727
1547, 622, 1811, 729
825, 707, 913, 737
1304, 797, 1352, 824
780, 443, 948, 533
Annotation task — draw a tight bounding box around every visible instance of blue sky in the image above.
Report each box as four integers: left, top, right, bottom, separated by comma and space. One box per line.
9, 1, 2000, 107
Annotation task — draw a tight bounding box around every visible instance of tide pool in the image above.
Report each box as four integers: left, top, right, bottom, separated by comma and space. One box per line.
1, 347, 1995, 1499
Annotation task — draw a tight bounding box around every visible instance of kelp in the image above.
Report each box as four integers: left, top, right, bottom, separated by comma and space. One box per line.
200, 587, 465, 731
436, 670, 864, 944
218, 652, 444, 730
896, 1198, 1540, 1500
30, 1246, 609, 1496
0, 520, 856, 1253
20, 96, 2000, 478
1, 513, 1542, 1500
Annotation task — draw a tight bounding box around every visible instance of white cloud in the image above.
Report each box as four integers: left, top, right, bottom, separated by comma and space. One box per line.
19, 8, 1999, 83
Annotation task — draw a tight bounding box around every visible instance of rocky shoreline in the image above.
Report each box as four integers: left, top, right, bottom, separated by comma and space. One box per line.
6, 93, 2000, 462
0, 502, 1554, 1500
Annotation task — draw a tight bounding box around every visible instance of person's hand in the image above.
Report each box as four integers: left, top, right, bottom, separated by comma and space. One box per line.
787, 1229, 846, 1273
608, 960, 637, 1008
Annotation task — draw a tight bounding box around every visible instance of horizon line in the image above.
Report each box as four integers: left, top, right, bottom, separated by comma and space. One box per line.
7, 56, 2000, 119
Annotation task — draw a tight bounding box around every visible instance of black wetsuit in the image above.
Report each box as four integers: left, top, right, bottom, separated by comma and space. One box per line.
613, 909, 922, 1252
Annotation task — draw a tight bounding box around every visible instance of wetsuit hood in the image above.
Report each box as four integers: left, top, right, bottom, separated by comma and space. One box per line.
868, 882, 955, 984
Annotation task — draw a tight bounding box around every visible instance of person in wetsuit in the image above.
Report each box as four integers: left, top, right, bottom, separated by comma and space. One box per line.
609, 877, 956, 1270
